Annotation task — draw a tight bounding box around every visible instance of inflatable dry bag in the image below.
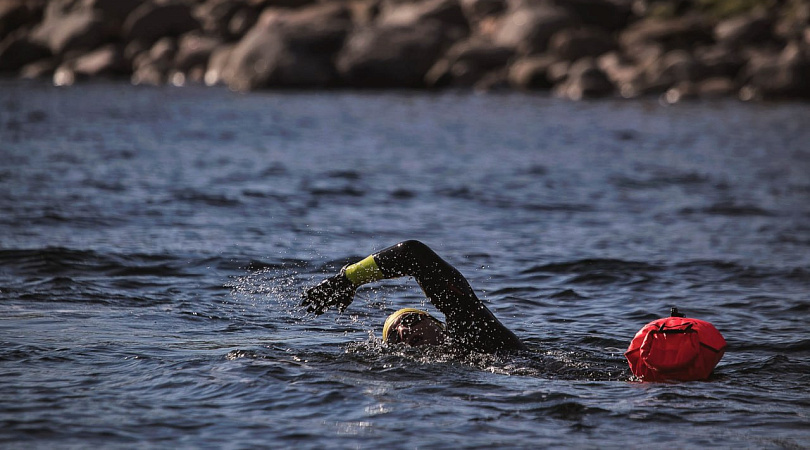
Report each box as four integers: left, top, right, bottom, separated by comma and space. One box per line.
625, 308, 726, 381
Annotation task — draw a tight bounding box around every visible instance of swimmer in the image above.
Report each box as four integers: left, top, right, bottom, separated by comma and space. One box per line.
301, 240, 525, 354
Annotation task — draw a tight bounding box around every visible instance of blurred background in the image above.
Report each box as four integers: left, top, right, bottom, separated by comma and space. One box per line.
1, 0, 809, 102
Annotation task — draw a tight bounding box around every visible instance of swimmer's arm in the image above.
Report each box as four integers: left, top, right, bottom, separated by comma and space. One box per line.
300, 241, 418, 314
349, 240, 524, 352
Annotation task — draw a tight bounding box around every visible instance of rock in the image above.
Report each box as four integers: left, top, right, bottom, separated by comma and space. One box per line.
548, 27, 616, 61
203, 43, 234, 86
597, 51, 646, 97
508, 54, 557, 89
193, 0, 256, 40
30, 5, 112, 55
131, 37, 175, 85
425, 37, 515, 87
20, 57, 59, 79
620, 15, 713, 53
546, 59, 569, 84
345, 0, 380, 26
0, 30, 51, 72
554, 57, 613, 99
337, 20, 451, 88
459, 0, 506, 24
223, 4, 351, 90
227, 6, 259, 39
53, 43, 127, 85
743, 41, 810, 99
662, 77, 737, 103
473, 68, 509, 92
693, 45, 745, 79
70, 43, 127, 75
493, 4, 578, 54
124, 0, 200, 47
174, 31, 221, 72
131, 61, 165, 85
696, 77, 738, 97
654, 49, 709, 85
714, 11, 774, 49
84, 0, 144, 24
552, 0, 632, 32
262, 0, 319, 8
379, 0, 468, 33
774, 1, 809, 41
0, 0, 42, 40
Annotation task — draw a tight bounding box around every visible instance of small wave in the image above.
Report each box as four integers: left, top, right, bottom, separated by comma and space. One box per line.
523, 400, 611, 422
307, 186, 366, 197
520, 203, 594, 213
435, 186, 474, 199
522, 259, 661, 275
548, 289, 587, 300
0, 248, 207, 279
680, 202, 775, 217
610, 172, 711, 190
674, 259, 808, 284
172, 189, 242, 207
326, 170, 362, 180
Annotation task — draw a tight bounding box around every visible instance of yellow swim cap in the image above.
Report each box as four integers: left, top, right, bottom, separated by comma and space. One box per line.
382, 308, 436, 343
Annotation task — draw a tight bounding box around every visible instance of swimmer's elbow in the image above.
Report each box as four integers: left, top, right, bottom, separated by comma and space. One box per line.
397, 239, 430, 252
396, 240, 439, 260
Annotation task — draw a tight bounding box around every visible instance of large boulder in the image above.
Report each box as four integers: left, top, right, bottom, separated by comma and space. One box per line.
774, 0, 809, 41
123, 0, 200, 48
131, 36, 176, 85
493, 4, 578, 55
0, 0, 43, 40
30, 4, 112, 55
650, 49, 710, 86
553, 56, 614, 99
222, 4, 352, 90
552, 0, 633, 32
337, 20, 452, 87
548, 27, 616, 61
425, 37, 515, 87
693, 45, 745, 79
508, 54, 557, 89
20, 57, 60, 79
597, 51, 647, 97
714, 11, 774, 49
203, 43, 235, 86
85, 0, 144, 25
620, 15, 713, 54
53, 43, 127, 85
174, 31, 221, 73
662, 77, 738, 103
193, 0, 259, 41
459, 0, 506, 24
0, 30, 51, 72
742, 41, 810, 99
69, 42, 127, 75
379, 0, 468, 33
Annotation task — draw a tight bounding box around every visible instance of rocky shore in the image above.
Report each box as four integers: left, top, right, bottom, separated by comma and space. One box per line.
1, 0, 809, 102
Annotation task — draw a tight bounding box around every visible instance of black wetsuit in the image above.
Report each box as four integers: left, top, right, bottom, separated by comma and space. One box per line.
372, 240, 525, 354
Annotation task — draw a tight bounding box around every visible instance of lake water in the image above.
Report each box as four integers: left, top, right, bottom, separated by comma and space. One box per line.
1, 80, 809, 448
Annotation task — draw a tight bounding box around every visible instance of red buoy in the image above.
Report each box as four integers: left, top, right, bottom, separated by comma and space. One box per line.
625, 308, 726, 382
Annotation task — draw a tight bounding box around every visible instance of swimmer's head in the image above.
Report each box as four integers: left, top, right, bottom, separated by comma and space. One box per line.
383, 308, 446, 347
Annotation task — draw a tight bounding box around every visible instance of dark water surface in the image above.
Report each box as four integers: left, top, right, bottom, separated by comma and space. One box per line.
1, 80, 809, 448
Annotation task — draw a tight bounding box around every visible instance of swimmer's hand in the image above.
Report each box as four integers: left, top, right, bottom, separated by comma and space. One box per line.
300, 272, 356, 315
